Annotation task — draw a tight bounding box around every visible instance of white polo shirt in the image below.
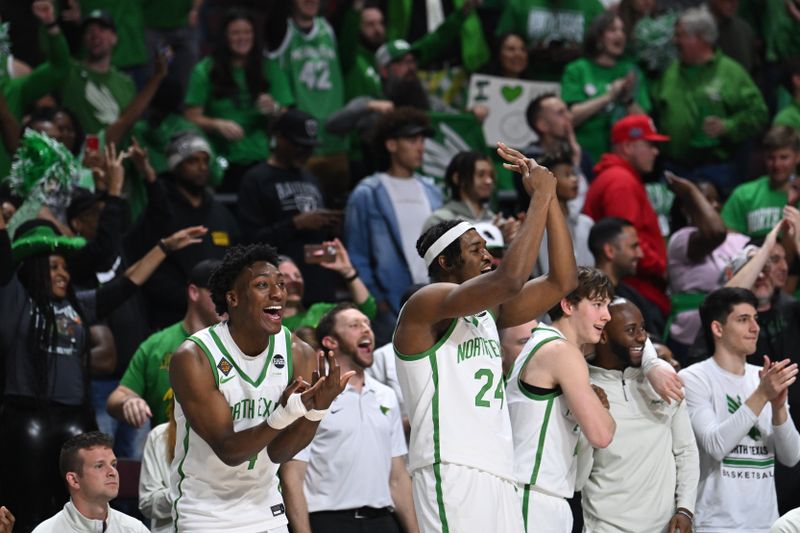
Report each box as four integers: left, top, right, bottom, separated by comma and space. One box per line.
295, 373, 407, 512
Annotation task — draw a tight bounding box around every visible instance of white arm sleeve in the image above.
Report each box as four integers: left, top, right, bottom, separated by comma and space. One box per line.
671, 401, 700, 512
681, 370, 759, 462
772, 408, 800, 467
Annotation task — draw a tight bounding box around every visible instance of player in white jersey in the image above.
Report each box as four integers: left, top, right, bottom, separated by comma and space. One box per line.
394, 143, 579, 533
507, 266, 616, 533
169, 244, 355, 533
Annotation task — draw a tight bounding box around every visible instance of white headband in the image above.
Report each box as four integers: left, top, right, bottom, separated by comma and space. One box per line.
423, 221, 474, 268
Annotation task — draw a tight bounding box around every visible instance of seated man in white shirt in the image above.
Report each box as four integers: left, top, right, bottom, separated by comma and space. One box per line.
33, 432, 148, 533
280, 303, 417, 533
680, 287, 800, 532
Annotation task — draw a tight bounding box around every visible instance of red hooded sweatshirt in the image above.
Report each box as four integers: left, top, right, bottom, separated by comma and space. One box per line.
583, 153, 669, 315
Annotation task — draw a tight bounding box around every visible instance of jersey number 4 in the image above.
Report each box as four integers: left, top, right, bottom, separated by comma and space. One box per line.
299, 60, 332, 91
474, 369, 505, 409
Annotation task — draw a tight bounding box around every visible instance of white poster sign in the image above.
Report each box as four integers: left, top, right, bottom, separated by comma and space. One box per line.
467, 74, 560, 149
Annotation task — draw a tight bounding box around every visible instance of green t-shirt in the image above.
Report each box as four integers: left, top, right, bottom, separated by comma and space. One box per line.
0, 31, 70, 178
119, 321, 189, 426
282, 296, 377, 332
740, 0, 800, 62
721, 176, 787, 238
496, 0, 605, 80
80, 0, 146, 68
272, 18, 347, 155
185, 56, 294, 166
561, 58, 651, 161
774, 101, 800, 133
142, 0, 192, 30
59, 60, 136, 135
652, 52, 767, 165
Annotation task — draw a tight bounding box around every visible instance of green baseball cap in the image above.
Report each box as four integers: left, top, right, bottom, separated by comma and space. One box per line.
375, 39, 413, 68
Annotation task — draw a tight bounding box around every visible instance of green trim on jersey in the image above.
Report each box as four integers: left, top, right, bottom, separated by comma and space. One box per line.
189, 335, 220, 387
521, 396, 555, 530
208, 324, 276, 387
395, 318, 458, 361
173, 420, 191, 532
429, 350, 450, 532
722, 457, 775, 468
486, 308, 498, 322
516, 331, 563, 401
284, 327, 294, 384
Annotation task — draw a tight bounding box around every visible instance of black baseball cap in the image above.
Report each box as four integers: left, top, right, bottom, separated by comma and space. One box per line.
82, 9, 116, 33
273, 109, 320, 147
188, 259, 221, 289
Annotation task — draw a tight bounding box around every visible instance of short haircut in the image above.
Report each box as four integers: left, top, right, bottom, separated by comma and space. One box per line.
584, 11, 620, 58
537, 147, 574, 169
443, 151, 491, 200
59, 432, 114, 479
316, 302, 360, 343
417, 219, 467, 281
678, 5, 718, 46
588, 217, 635, 261
208, 243, 281, 315
763, 125, 800, 153
372, 107, 431, 171
526, 92, 558, 134
548, 266, 614, 321
699, 287, 758, 351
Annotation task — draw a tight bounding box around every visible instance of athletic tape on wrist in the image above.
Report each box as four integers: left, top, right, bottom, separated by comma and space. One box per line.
304, 408, 329, 421
423, 221, 474, 267
266, 393, 307, 430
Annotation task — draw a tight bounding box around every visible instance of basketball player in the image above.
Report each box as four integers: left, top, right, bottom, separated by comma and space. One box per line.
169, 244, 354, 532
393, 143, 578, 533
507, 267, 616, 533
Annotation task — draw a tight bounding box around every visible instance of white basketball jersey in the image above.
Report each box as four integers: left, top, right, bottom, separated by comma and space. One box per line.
395, 310, 514, 481
171, 322, 292, 533
507, 325, 581, 498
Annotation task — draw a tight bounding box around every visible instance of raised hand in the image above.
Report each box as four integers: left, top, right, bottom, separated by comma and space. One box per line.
32, 0, 56, 25
161, 225, 208, 252
497, 142, 556, 198
215, 119, 244, 141
318, 238, 355, 276
129, 137, 157, 183
757, 356, 798, 402
104, 142, 130, 196
665, 171, 697, 200
308, 351, 356, 410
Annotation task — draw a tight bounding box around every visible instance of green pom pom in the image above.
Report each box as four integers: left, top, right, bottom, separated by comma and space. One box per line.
3, 129, 80, 205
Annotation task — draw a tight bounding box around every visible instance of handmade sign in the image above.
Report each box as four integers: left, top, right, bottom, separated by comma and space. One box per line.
467, 74, 560, 149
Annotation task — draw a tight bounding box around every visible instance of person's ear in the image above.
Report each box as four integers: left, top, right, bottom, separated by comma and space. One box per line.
599, 329, 608, 345
602, 242, 615, 261
65, 471, 80, 491
321, 336, 338, 352
226, 289, 237, 310
711, 320, 724, 340
560, 298, 572, 317
385, 138, 398, 155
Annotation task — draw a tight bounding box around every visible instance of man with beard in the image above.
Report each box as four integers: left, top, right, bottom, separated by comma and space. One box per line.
578, 298, 698, 533
125, 131, 239, 329
507, 267, 616, 533
169, 243, 354, 532
281, 304, 417, 533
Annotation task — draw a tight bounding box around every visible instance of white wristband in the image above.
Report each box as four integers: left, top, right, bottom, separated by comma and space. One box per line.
267, 393, 307, 430
305, 408, 329, 421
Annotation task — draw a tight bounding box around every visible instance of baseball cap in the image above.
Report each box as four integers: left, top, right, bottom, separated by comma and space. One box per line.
611, 115, 670, 145
188, 259, 222, 289
166, 131, 212, 171
473, 222, 505, 250
273, 109, 320, 147
82, 9, 116, 33
375, 39, 413, 69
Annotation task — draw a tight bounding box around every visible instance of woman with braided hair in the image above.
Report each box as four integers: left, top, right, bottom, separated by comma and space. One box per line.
0, 209, 206, 532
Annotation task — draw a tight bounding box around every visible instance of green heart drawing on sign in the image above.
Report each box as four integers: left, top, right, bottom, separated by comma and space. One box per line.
501, 85, 523, 103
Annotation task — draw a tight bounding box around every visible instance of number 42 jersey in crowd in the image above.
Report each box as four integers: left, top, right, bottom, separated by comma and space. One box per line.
170, 322, 293, 533
394, 310, 514, 480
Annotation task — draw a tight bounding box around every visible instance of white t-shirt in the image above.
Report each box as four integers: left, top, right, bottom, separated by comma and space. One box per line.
295, 374, 407, 512
680, 358, 800, 532
365, 342, 406, 416
378, 173, 432, 284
